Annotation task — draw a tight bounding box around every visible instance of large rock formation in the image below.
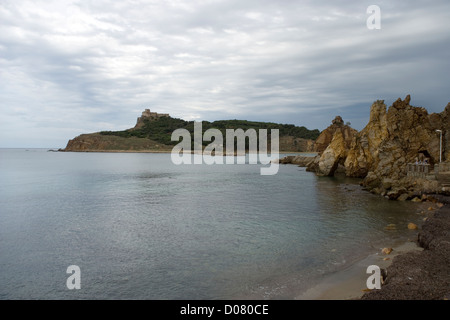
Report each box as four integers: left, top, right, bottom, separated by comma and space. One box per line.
315, 131, 348, 176
346, 96, 443, 179
344, 100, 389, 178
308, 116, 357, 176
314, 116, 357, 154
347, 95, 449, 197
309, 95, 450, 198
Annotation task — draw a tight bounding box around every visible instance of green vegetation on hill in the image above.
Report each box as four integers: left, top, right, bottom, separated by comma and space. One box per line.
99, 116, 320, 147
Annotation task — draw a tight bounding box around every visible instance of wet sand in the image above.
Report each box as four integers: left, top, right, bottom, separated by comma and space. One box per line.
296, 199, 449, 300
361, 202, 450, 300
295, 241, 422, 300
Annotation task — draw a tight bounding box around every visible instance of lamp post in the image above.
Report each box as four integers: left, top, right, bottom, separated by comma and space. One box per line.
436, 129, 442, 163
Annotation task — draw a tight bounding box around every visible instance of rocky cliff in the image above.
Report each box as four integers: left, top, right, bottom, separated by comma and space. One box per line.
313, 116, 357, 154
64, 133, 173, 152
308, 95, 450, 198
307, 116, 358, 176
346, 96, 447, 178
349, 96, 449, 198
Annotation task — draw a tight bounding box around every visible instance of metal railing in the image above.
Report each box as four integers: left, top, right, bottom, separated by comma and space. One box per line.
406, 163, 430, 178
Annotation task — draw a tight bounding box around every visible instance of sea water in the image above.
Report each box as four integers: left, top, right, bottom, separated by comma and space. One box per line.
0, 149, 423, 299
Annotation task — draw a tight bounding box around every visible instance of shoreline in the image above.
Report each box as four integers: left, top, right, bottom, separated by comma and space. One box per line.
361, 200, 450, 300
58, 149, 173, 153
58, 149, 317, 155
296, 199, 449, 300
295, 239, 422, 300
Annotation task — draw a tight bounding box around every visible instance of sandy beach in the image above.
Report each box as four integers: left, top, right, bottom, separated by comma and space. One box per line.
296, 198, 450, 300
295, 240, 422, 300
362, 200, 450, 300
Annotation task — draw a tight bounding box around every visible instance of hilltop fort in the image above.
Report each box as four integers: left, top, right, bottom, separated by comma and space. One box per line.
134, 109, 170, 129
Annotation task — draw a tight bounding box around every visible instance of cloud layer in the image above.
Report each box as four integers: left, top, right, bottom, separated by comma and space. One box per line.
1, 0, 450, 147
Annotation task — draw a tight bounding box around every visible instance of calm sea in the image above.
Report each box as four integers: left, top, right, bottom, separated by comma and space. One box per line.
0, 149, 423, 299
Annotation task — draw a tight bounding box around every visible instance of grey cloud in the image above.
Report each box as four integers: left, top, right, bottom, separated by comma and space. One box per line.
1, 0, 449, 147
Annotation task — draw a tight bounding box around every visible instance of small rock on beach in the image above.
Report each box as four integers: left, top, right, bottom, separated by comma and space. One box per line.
407, 223, 418, 230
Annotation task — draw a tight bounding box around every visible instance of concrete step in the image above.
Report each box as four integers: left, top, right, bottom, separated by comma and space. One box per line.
438, 171, 450, 187
436, 172, 450, 181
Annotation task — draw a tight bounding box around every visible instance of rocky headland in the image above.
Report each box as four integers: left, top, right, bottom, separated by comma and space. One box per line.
63, 109, 319, 153
282, 95, 450, 199
278, 95, 450, 300
343, 96, 450, 199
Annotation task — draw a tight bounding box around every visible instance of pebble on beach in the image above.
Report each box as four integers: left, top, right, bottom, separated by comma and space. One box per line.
382, 248, 393, 255
407, 223, 418, 230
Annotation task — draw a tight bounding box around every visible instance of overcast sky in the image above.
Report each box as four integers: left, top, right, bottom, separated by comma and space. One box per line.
1, 0, 449, 148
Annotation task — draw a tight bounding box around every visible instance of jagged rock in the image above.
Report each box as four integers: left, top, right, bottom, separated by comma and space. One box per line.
315, 131, 348, 176
306, 155, 320, 173
386, 187, 407, 200
342, 95, 450, 196
397, 193, 409, 201
345, 100, 388, 178
382, 178, 394, 190
314, 116, 357, 154
332, 116, 344, 125
308, 117, 357, 175
363, 171, 380, 189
